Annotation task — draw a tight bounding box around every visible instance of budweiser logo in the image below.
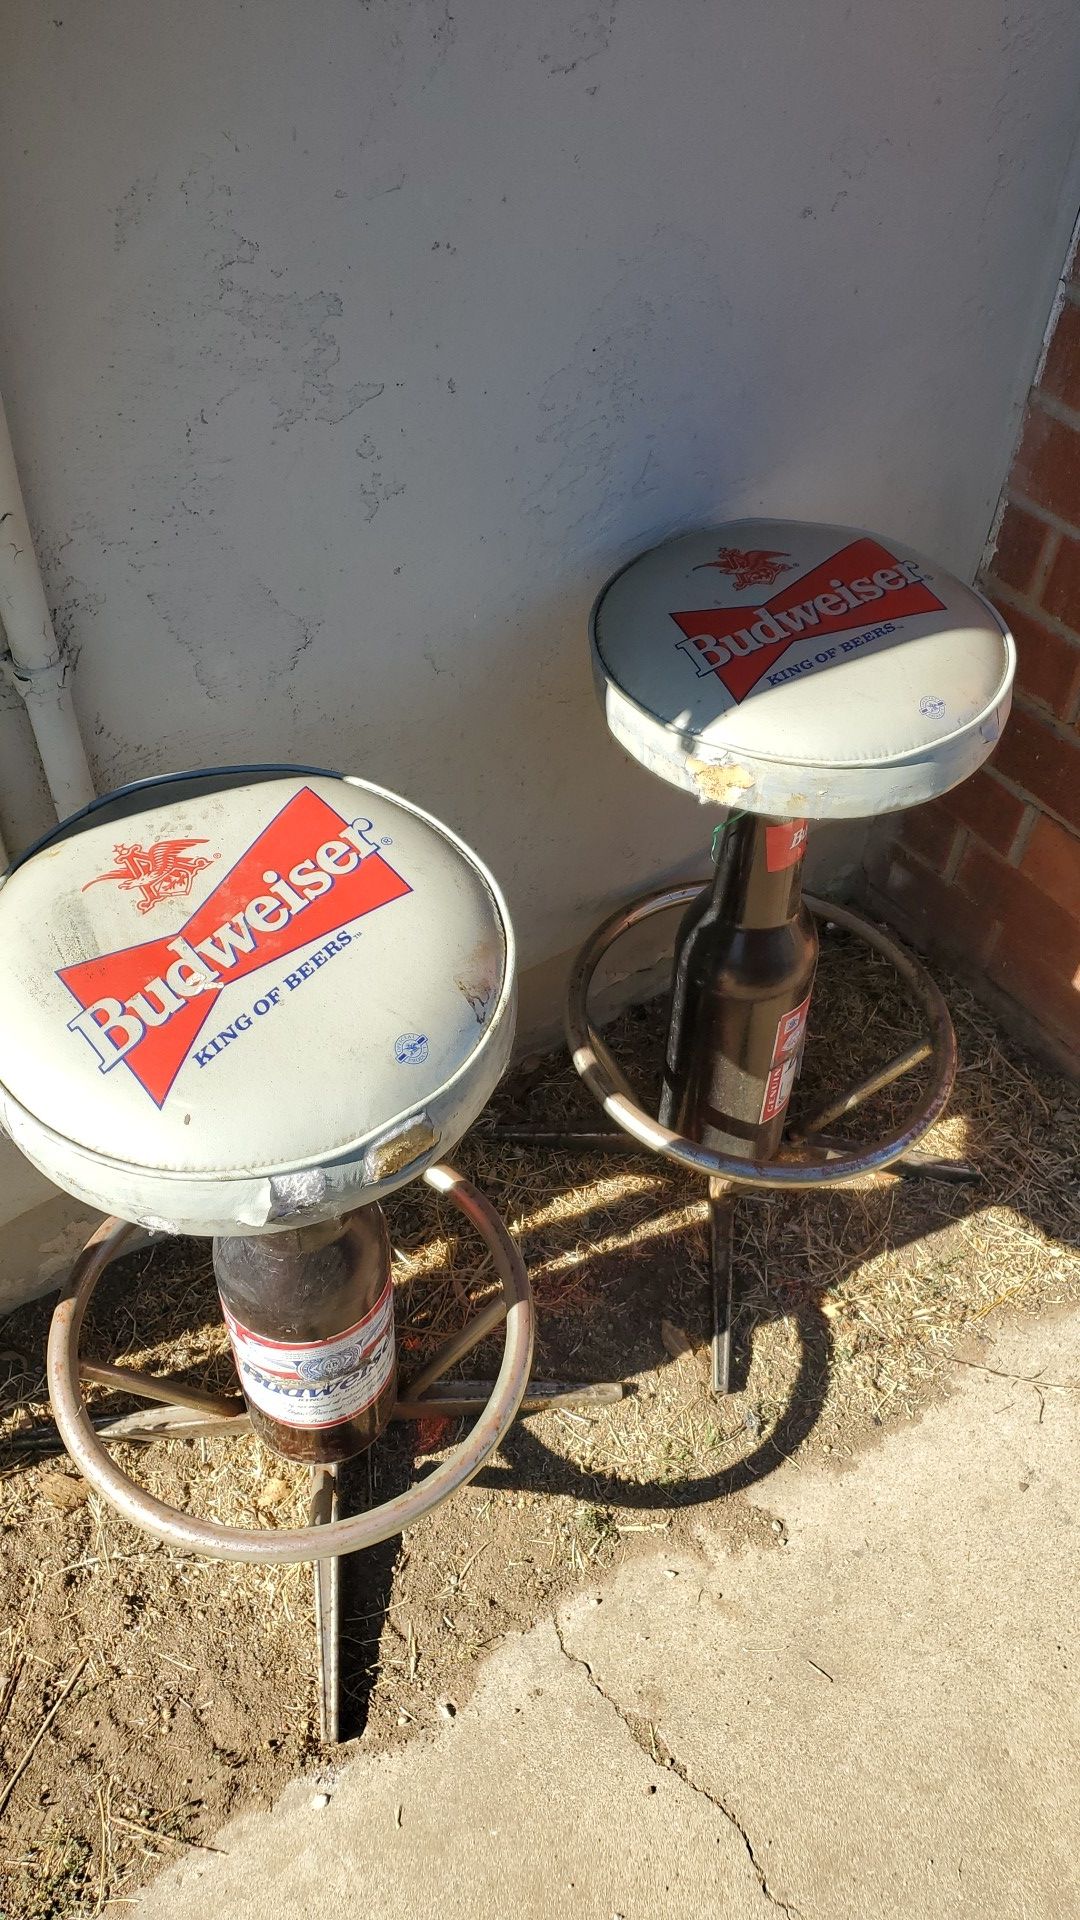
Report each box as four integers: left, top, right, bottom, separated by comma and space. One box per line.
59, 788, 412, 1105
83, 838, 218, 914
694, 546, 795, 593
670, 537, 946, 703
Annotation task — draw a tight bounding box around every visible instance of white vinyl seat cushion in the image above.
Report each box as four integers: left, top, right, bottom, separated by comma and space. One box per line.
591, 519, 1015, 818
0, 768, 514, 1236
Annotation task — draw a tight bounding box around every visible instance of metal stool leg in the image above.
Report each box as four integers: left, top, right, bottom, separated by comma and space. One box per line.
498, 888, 968, 1408
310, 1464, 341, 1744
708, 1180, 736, 1397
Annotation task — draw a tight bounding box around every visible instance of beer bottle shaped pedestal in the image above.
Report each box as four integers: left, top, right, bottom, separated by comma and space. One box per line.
659, 815, 818, 1159
214, 1206, 397, 1464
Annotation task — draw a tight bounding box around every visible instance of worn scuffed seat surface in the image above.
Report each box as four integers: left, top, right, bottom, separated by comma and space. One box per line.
591, 519, 1015, 818
0, 768, 514, 1236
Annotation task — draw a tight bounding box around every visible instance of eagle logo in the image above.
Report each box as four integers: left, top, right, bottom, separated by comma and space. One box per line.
694, 546, 796, 593
83, 838, 218, 914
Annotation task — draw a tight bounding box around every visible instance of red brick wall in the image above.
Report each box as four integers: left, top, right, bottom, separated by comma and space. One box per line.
867, 247, 1080, 1072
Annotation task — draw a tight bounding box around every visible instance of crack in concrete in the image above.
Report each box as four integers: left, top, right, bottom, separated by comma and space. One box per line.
553, 1620, 801, 1917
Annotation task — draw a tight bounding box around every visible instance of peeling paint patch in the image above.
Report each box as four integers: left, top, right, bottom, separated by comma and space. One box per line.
32, 530, 103, 687
527, 235, 718, 549
125, 160, 389, 440
541, 8, 619, 76
357, 474, 406, 524
353, 435, 406, 519
219, 275, 384, 431
114, 172, 159, 249
687, 759, 756, 805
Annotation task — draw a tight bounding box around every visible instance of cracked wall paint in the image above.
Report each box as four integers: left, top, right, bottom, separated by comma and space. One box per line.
540, 6, 620, 77
32, 151, 398, 743
0, 0, 1075, 973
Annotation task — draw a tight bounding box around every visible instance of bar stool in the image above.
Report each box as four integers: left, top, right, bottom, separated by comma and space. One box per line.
0, 765, 537, 1737
520, 519, 1016, 1391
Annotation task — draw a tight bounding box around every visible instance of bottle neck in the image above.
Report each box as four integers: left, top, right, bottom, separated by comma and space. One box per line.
705, 814, 808, 929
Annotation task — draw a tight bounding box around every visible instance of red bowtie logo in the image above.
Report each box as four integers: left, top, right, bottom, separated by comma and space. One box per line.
59, 787, 412, 1105
670, 537, 946, 703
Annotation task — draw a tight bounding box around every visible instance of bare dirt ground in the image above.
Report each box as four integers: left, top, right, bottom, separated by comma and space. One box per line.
0, 929, 1076, 1917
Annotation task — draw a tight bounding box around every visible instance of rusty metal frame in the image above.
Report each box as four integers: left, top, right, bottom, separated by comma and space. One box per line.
47, 1163, 535, 1566
565, 890, 958, 1187
561, 885, 971, 1393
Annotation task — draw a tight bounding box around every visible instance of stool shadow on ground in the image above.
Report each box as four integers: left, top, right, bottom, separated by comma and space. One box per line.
327, 1133, 997, 1733
337, 1450, 408, 1740
463, 1165, 990, 1515
452, 930, 1074, 1520
6, 936, 1073, 1747
474, 1292, 836, 1512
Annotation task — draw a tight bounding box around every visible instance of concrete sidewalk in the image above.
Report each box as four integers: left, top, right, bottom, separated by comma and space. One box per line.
146, 1310, 1079, 1920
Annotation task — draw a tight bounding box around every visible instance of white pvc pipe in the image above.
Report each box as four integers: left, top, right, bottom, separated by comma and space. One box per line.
0, 391, 95, 822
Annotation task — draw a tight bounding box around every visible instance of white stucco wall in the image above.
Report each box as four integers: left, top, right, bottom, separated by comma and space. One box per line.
0, 1, 1079, 1273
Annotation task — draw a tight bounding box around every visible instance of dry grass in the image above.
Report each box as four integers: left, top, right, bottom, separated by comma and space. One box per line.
0, 929, 1076, 1914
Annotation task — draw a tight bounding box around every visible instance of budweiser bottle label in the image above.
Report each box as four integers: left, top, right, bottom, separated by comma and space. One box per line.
759, 991, 813, 1124
765, 818, 808, 871
221, 1277, 395, 1430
